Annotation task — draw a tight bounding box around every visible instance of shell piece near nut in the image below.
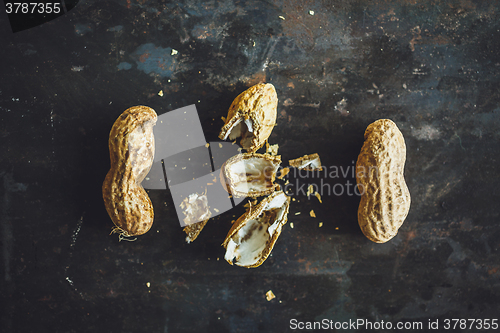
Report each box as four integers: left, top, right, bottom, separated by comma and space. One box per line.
289, 153, 323, 171
222, 191, 291, 268
219, 83, 278, 153
183, 220, 209, 243
181, 192, 211, 243
102, 106, 157, 238
356, 119, 411, 243
221, 153, 281, 198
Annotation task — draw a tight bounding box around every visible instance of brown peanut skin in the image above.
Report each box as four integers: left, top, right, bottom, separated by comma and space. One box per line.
356, 119, 411, 243
102, 106, 157, 236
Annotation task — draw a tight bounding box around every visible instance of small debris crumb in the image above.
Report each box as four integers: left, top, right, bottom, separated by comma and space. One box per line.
278, 167, 290, 180
309, 10, 314, 15
307, 184, 314, 197
310, 210, 316, 218
171, 49, 178, 55
71, 65, 85, 72
219, 143, 223, 148
290, 222, 294, 228
295, 212, 301, 215
266, 142, 279, 156
158, 90, 164, 97
319, 222, 323, 228
314, 192, 322, 203
279, 15, 285, 20
205, 143, 210, 148
266, 290, 276, 301
146, 282, 151, 288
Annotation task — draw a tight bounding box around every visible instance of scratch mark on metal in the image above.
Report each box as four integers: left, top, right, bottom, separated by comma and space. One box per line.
261, 37, 279, 70
64, 215, 85, 299
50, 109, 55, 156
453, 133, 466, 151
2, 173, 28, 282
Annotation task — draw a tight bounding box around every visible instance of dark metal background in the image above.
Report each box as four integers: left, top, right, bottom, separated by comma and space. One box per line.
1, 1, 499, 332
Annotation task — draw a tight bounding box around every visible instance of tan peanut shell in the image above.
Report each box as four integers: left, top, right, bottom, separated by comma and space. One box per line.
220, 153, 281, 198
356, 119, 410, 243
183, 219, 208, 243
222, 191, 291, 268
289, 153, 323, 171
219, 83, 278, 153
102, 106, 157, 237
180, 192, 211, 243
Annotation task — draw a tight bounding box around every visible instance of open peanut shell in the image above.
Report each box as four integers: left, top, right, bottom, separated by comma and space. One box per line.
219, 83, 278, 153
221, 153, 281, 198
222, 191, 291, 268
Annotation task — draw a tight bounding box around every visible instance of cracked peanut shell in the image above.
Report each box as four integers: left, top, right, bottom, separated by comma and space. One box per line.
356, 119, 411, 243
221, 153, 281, 198
219, 83, 278, 153
222, 191, 291, 268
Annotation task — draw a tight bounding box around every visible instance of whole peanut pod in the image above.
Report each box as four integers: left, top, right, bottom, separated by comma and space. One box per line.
102, 106, 157, 238
356, 119, 411, 243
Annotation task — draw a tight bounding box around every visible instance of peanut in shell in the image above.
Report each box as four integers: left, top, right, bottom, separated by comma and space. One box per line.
102, 106, 157, 238
356, 119, 411, 243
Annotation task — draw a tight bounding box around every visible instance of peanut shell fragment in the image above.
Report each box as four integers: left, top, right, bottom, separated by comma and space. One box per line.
222, 191, 291, 268
221, 153, 281, 198
289, 153, 322, 171
180, 192, 211, 243
219, 83, 278, 153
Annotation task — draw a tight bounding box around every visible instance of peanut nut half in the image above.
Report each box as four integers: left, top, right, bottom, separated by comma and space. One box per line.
102, 106, 157, 238
356, 119, 411, 243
